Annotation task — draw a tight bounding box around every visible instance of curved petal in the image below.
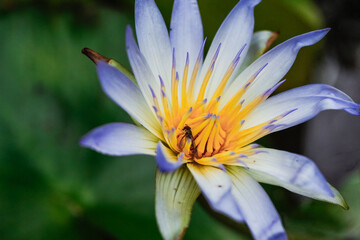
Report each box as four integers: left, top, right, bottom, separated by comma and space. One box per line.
196, 0, 261, 99
96, 61, 163, 139
80, 123, 158, 156
238, 31, 278, 73
156, 141, 185, 172
156, 166, 200, 240
170, 0, 203, 79
135, 0, 172, 88
227, 167, 287, 240
223, 29, 330, 108
242, 84, 360, 132
241, 148, 348, 208
187, 163, 243, 221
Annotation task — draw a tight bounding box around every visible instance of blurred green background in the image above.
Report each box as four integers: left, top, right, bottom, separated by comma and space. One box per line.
0, 0, 359, 239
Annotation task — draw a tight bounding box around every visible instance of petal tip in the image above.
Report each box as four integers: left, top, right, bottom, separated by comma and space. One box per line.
78, 129, 102, 153
297, 28, 330, 48
336, 192, 349, 210
125, 24, 132, 33
79, 135, 91, 148
329, 185, 349, 210
342, 201, 350, 210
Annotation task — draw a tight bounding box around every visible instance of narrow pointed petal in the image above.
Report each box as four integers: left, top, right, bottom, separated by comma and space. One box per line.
227, 167, 287, 240
242, 148, 348, 208
196, 0, 260, 99
135, 0, 172, 87
156, 142, 185, 172
238, 31, 278, 73
243, 84, 360, 132
170, 0, 203, 79
126, 27, 161, 107
96, 61, 162, 139
156, 166, 200, 240
223, 29, 330, 107
187, 164, 243, 221
80, 123, 158, 156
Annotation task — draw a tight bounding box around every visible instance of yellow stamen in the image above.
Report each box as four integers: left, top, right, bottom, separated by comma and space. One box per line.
195, 65, 214, 103
171, 72, 179, 115
205, 96, 221, 113
188, 40, 206, 103
195, 115, 216, 157
191, 116, 212, 137
219, 63, 268, 116
181, 53, 190, 108
220, 102, 243, 130
196, 44, 221, 103
209, 46, 244, 104
231, 126, 272, 149
177, 107, 193, 130
186, 114, 210, 127
161, 89, 172, 126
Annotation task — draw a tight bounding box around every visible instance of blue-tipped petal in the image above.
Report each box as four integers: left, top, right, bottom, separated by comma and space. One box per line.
187, 164, 243, 221
241, 148, 348, 208
227, 167, 287, 240
243, 84, 360, 133
96, 61, 162, 139
135, 0, 172, 89
156, 141, 184, 172
224, 28, 330, 107
80, 123, 158, 156
196, 0, 260, 99
170, 0, 203, 80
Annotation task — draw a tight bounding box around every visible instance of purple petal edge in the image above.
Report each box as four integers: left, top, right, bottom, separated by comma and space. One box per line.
156, 142, 183, 172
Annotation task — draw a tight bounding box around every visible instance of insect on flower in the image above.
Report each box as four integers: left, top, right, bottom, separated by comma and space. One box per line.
80, 0, 360, 239
179, 125, 196, 153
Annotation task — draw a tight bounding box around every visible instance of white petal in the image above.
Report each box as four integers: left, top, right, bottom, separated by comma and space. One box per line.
80, 123, 158, 156
227, 167, 287, 240
135, 0, 172, 89
242, 148, 348, 208
156, 167, 200, 240
170, 0, 203, 79
156, 141, 185, 172
187, 164, 243, 221
96, 61, 162, 139
196, 0, 260, 99
242, 84, 360, 132
126, 27, 160, 102
223, 29, 330, 107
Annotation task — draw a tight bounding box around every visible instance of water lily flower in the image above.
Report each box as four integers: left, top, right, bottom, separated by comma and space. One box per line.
80, 0, 360, 239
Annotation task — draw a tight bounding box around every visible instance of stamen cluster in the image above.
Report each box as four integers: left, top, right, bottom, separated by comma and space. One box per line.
150, 43, 292, 166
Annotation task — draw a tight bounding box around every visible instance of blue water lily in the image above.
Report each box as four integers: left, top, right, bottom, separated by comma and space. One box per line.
80, 0, 360, 239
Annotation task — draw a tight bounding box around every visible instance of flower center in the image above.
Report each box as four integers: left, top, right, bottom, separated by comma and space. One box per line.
149, 45, 293, 166
176, 113, 226, 159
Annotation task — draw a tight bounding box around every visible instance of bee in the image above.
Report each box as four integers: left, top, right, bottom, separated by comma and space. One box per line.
181, 125, 197, 156
183, 125, 194, 141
